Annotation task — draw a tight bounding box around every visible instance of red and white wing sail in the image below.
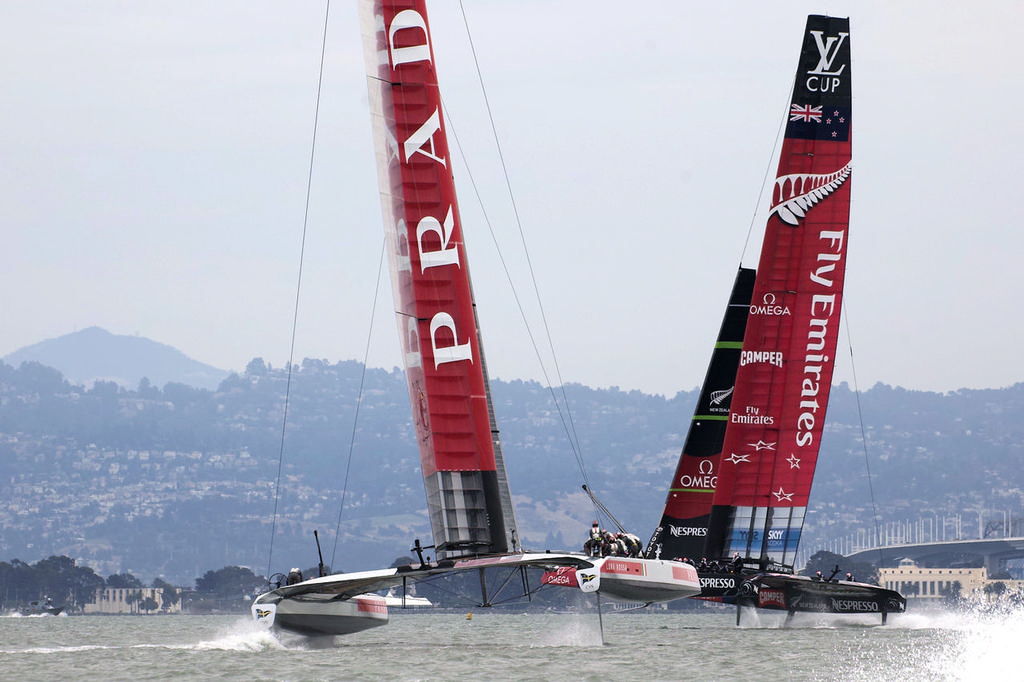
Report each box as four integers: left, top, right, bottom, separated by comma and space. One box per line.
360, 0, 517, 558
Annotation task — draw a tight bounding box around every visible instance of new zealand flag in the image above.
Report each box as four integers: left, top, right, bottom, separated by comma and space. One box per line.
785, 104, 851, 142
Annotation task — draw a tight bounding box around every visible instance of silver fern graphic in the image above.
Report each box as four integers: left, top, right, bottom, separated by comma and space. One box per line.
710, 387, 734, 406
770, 161, 852, 226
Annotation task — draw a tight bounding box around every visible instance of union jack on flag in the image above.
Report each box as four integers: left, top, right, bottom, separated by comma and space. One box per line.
789, 104, 822, 123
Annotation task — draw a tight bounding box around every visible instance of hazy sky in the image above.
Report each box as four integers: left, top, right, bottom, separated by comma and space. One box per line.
2, 1, 1021, 397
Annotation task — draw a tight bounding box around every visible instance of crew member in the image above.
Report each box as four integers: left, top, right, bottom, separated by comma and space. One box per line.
619, 532, 642, 557
584, 521, 602, 556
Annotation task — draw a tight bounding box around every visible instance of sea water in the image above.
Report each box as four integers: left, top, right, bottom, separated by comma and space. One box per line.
0, 607, 1017, 681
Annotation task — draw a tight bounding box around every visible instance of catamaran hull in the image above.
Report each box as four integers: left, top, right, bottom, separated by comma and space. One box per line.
597, 558, 702, 602
544, 557, 701, 603
252, 592, 388, 637
735, 573, 906, 624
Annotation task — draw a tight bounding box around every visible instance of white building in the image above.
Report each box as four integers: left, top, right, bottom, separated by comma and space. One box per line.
83, 586, 181, 614
879, 558, 1024, 603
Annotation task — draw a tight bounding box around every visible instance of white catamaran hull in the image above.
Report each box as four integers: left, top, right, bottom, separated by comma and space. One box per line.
594, 557, 701, 602
252, 592, 388, 636
546, 557, 701, 603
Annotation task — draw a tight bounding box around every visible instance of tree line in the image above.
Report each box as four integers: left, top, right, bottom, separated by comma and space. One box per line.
0, 555, 269, 614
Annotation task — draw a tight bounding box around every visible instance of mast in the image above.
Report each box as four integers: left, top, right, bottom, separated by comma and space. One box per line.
359, 0, 518, 559
705, 15, 852, 568
644, 268, 755, 562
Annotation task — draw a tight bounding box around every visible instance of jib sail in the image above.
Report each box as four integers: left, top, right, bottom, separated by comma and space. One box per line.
645, 268, 754, 563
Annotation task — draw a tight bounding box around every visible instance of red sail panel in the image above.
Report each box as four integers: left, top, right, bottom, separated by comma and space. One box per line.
708, 16, 851, 564
361, 1, 512, 557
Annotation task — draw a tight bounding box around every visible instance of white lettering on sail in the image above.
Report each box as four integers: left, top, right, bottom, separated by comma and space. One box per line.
731, 412, 775, 426
388, 9, 431, 67
809, 231, 845, 286
795, 233, 845, 447
805, 30, 847, 93
416, 206, 459, 272
740, 351, 784, 367
385, 9, 471, 372
668, 525, 707, 537
679, 458, 716, 490
805, 75, 842, 94
749, 292, 791, 316
731, 405, 774, 426
403, 110, 447, 166
429, 312, 473, 368
679, 475, 717, 490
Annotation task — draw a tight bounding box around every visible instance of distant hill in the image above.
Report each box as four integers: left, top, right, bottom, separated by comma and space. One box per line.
2, 326, 229, 390
4, 328, 1024, 586
2, 347, 1024, 585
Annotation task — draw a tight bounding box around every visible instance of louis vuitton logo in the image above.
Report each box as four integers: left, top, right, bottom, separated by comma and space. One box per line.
808, 30, 848, 76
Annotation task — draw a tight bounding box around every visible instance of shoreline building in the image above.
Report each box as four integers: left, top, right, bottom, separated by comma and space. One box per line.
83, 586, 181, 614
880, 558, 1024, 605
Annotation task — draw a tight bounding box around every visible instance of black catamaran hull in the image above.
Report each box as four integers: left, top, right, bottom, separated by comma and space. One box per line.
735, 573, 906, 625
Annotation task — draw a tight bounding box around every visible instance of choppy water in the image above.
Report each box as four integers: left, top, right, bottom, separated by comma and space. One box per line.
0, 607, 1017, 681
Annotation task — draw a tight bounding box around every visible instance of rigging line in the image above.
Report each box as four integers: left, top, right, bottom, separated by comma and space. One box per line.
454, 1, 590, 483
264, 0, 332, 582
440, 101, 590, 486
842, 303, 884, 563
582, 485, 627, 534
330, 236, 387, 569
739, 79, 796, 266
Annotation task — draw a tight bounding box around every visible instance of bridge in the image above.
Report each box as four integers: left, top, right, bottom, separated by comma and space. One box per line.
846, 537, 1024, 575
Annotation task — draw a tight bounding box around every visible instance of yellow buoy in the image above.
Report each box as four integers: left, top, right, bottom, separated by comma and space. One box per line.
465, 613, 472, 620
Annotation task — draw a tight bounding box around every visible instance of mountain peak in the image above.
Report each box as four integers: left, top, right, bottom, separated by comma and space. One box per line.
2, 327, 229, 390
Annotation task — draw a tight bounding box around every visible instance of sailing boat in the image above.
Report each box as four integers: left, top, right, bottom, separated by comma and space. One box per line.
251, 0, 700, 638
644, 15, 905, 625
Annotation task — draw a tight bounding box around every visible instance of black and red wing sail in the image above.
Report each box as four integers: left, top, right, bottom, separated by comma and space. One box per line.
359, 1, 517, 558
644, 268, 755, 562
705, 16, 852, 568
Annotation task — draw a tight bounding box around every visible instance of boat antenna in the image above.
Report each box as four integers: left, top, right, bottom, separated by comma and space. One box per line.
314, 529, 327, 577
263, 0, 332, 583
582, 485, 627, 534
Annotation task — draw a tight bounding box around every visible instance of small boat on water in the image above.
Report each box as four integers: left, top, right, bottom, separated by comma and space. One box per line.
382, 589, 432, 608
24, 597, 64, 616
